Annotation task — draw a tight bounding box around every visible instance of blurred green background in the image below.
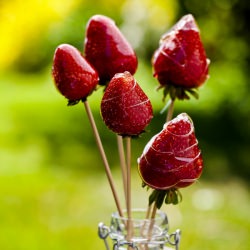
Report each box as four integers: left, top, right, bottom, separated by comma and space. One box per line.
0, 0, 249, 249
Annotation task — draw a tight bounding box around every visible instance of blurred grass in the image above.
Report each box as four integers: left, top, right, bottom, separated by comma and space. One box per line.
0, 167, 249, 250
0, 70, 250, 250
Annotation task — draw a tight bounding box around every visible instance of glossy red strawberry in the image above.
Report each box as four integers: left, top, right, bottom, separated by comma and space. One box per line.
101, 71, 153, 136
152, 14, 209, 100
138, 113, 203, 195
52, 44, 99, 104
84, 15, 138, 84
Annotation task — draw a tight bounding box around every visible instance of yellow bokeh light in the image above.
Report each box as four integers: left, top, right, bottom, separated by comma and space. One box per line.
0, 0, 80, 70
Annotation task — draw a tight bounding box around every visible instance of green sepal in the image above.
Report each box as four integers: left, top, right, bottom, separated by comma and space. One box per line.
165, 190, 178, 204
67, 96, 89, 106
149, 189, 159, 206
156, 190, 167, 209
158, 84, 200, 101
186, 89, 199, 99
148, 188, 183, 209
149, 189, 165, 208
67, 99, 80, 106
165, 189, 182, 205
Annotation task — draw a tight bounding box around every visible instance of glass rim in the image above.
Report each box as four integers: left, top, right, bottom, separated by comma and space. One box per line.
111, 208, 168, 223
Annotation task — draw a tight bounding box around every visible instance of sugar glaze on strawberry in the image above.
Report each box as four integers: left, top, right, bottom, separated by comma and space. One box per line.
84, 15, 138, 84
138, 113, 203, 191
101, 71, 153, 136
152, 14, 210, 100
52, 44, 99, 103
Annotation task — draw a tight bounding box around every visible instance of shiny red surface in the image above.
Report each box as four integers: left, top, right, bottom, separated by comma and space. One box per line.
85, 15, 138, 84
152, 14, 209, 88
101, 71, 153, 136
138, 113, 203, 190
52, 44, 99, 101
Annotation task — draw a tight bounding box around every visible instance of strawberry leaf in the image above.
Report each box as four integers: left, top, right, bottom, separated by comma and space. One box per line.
149, 188, 182, 208
67, 99, 80, 106
149, 189, 158, 206
165, 189, 182, 205
156, 190, 167, 209
186, 88, 199, 99
159, 85, 200, 101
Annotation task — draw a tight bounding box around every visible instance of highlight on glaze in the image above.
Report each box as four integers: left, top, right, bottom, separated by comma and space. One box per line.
101, 71, 153, 136
84, 15, 138, 84
152, 14, 210, 89
52, 44, 99, 103
138, 113, 203, 190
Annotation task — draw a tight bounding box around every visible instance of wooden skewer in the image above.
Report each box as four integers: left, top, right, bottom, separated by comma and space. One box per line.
166, 99, 175, 122
125, 136, 133, 242
83, 101, 123, 217
117, 135, 127, 204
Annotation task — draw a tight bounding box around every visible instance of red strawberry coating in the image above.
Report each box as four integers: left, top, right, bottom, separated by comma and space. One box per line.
52, 44, 99, 102
101, 71, 153, 136
84, 15, 138, 84
152, 14, 209, 89
138, 113, 203, 190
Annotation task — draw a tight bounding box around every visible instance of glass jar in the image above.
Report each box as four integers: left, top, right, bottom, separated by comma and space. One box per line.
98, 209, 181, 250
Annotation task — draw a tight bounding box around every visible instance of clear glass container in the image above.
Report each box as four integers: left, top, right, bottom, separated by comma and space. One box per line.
98, 209, 181, 250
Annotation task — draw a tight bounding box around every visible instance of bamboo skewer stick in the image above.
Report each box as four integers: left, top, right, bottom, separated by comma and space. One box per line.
126, 137, 132, 217
83, 101, 123, 217
166, 99, 175, 122
125, 136, 133, 242
117, 135, 127, 204
145, 204, 152, 219
150, 202, 158, 220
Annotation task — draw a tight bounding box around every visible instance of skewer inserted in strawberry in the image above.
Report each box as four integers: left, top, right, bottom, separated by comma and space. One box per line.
138, 113, 203, 206
52, 44, 99, 105
84, 15, 138, 85
52, 43, 124, 215
152, 14, 210, 100
101, 71, 153, 137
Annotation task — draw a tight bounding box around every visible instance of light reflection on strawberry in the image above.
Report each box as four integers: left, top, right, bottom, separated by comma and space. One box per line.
152, 14, 210, 100
101, 71, 153, 137
52, 44, 99, 105
138, 113, 203, 206
84, 15, 138, 85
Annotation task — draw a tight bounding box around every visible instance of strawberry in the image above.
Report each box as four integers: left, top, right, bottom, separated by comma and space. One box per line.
52, 44, 99, 105
101, 71, 153, 136
152, 14, 210, 100
138, 113, 203, 206
84, 15, 138, 85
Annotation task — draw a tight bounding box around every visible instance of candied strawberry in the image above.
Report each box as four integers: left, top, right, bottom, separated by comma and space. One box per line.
138, 113, 203, 205
101, 71, 153, 136
152, 14, 210, 100
52, 44, 99, 104
84, 15, 138, 84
